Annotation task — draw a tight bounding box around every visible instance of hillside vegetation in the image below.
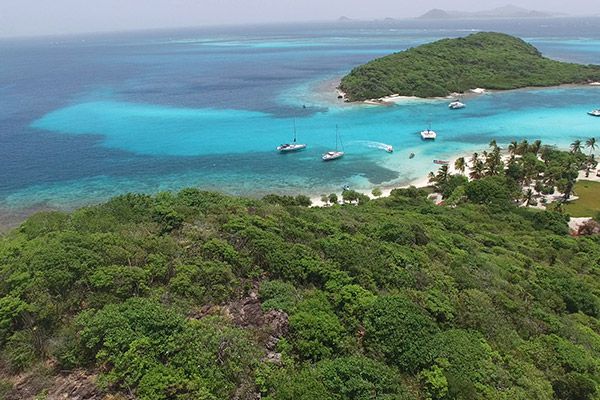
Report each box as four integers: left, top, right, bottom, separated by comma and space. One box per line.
0, 147, 600, 399
340, 32, 600, 100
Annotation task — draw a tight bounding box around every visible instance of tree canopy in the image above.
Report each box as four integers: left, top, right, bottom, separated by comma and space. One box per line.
340, 32, 600, 100
0, 150, 599, 399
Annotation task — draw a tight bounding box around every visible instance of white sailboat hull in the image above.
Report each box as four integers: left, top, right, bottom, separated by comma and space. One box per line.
322, 151, 345, 161
277, 144, 307, 152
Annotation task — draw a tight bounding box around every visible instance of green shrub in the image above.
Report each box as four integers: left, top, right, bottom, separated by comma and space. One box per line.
363, 295, 438, 371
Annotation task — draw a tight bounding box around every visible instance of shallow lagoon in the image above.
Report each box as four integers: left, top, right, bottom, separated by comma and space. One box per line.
1, 18, 599, 213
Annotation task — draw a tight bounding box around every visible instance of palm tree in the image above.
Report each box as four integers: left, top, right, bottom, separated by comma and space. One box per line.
539, 145, 554, 163
489, 139, 498, 150
454, 157, 466, 174
523, 188, 537, 207
517, 140, 529, 155
429, 166, 451, 193
570, 139, 583, 154
508, 140, 518, 156
427, 171, 436, 184
434, 165, 450, 185
585, 137, 597, 156
530, 140, 542, 155
485, 150, 504, 176
469, 160, 485, 180
586, 154, 597, 171
469, 152, 479, 166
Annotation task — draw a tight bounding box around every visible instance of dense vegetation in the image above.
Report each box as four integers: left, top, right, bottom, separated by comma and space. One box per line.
339, 32, 600, 100
430, 138, 598, 212
1, 147, 600, 399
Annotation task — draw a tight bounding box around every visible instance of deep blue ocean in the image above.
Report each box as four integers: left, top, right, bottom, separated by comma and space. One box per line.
1, 18, 599, 216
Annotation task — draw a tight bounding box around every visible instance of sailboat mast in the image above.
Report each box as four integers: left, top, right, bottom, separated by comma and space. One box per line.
293, 119, 297, 143
335, 125, 339, 150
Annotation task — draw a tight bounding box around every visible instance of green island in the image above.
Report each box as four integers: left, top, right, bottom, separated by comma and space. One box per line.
339, 32, 600, 100
1, 143, 600, 400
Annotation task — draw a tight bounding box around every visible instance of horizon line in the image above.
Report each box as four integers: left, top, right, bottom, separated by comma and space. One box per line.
1, 14, 597, 41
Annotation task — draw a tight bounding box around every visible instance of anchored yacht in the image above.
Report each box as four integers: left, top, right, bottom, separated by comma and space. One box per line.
449, 101, 466, 110
588, 109, 600, 117
323, 125, 345, 161
277, 120, 307, 152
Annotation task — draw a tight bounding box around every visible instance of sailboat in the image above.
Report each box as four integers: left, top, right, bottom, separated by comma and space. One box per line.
277, 120, 307, 152
322, 125, 345, 161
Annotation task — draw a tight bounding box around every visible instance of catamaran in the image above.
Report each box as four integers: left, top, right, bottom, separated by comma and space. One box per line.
420, 123, 437, 140
588, 109, 600, 117
277, 120, 307, 152
322, 125, 345, 161
449, 100, 466, 110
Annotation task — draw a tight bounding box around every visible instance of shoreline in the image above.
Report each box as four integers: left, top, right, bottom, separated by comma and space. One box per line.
2, 79, 598, 233
335, 81, 600, 106
2, 149, 596, 233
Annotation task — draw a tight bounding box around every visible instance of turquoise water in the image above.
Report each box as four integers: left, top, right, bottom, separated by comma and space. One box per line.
1, 19, 600, 213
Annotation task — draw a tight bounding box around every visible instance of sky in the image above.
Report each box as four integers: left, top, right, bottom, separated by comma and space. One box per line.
0, 0, 594, 38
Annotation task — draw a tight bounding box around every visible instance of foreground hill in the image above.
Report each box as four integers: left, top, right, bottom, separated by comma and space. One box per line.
340, 32, 600, 100
1, 162, 600, 398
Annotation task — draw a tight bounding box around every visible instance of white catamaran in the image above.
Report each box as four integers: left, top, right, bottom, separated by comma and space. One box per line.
449, 100, 466, 110
420, 123, 437, 140
588, 109, 600, 117
277, 120, 307, 152
322, 125, 345, 161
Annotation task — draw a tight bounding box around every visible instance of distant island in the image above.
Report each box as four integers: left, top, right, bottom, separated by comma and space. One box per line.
339, 32, 600, 101
418, 5, 563, 19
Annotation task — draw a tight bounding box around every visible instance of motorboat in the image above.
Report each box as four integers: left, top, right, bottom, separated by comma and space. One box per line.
385, 145, 394, 153
449, 101, 466, 110
277, 120, 307, 152
322, 125, 345, 161
588, 109, 600, 117
421, 129, 437, 140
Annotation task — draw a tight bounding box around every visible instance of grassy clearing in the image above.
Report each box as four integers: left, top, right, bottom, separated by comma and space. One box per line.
565, 180, 600, 217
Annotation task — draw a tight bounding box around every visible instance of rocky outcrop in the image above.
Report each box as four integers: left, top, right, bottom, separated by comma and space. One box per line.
5, 369, 103, 400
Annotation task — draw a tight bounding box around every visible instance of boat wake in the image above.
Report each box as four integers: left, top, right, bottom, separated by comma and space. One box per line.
351, 140, 394, 151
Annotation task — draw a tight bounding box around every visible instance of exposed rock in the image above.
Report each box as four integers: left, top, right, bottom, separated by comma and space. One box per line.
46, 371, 103, 400
225, 292, 288, 333
577, 219, 600, 236
224, 292, 289, 365
5, 369, 104, 400
569, 217, 593, 235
